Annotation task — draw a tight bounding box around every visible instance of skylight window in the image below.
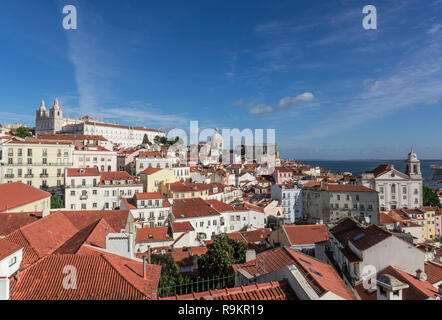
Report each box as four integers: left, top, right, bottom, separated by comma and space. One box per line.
299, 258, 312, 266
310, 268, 323, 277
353, 233, 366, 241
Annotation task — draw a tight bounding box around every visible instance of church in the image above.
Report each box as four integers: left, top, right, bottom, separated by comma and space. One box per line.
35, 99, 165, 147
359, 150, 423, 211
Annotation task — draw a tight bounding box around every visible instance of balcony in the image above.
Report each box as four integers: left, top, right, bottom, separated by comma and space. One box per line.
80, 195, 88, 200
148, 216, 155, 221
40, 173, 49, 178
5, 174, 14, 178
25, 174, 34, 178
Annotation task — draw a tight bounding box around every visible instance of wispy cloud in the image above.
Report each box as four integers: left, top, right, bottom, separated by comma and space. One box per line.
249, 104, 273, 115
279, 92, 315, 108
294, 33, 442, 141
427, 23, 442, 34
61, 1, 185, 130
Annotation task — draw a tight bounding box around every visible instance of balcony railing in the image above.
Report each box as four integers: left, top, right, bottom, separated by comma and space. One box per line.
2, 163, 73, 167
40, 174, 49, 178
80, 195, 88, 200
25, 174, 34, 178
5, 174, 14, 178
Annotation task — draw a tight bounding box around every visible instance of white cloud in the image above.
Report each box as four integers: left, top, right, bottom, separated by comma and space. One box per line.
279, 92, 315, 108
249, 104, 274, 115
427, 24, 442, 34
425, 98, 439, 105
225, 99, 245, 108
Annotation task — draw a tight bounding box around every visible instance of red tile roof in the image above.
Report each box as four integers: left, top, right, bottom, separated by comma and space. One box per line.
0, 212, 41, 236
162, 280, 297, 300
283, 224, 329, 245
140, 167, 164, 175
0, 238, 22, 261
206, 199, 234, 212
368, 164, 408, 178
100, 171, 140, 184
274, 167, 293, 173
136, 227, 172, 243
172, 198, 221, 219
170, 221, 194, 233
66, 167, 99, 177
9, 253, 161, 300
138, 151, 164, 158
36, 133, 108, 141
356, 266, 440, 300
227, 228, 271, 244
53, 219, 115, 254
330, 218, 391, 252
232, 247, 356, 300
5, 140, 72, 145
425, 261, 442, 285
168, 181, 211, 192
319, 184, 377, 193
135, 192, 165, 200
0, 182, 51, 212
4, 211, 78, 268
379, 211, 397, 224
60, 210, 129, 232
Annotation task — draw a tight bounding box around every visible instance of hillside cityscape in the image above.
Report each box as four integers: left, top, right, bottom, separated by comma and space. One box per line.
0, 0, 441, 306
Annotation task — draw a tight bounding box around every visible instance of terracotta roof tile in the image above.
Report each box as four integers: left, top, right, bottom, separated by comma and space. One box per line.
232, 247, 356, 300
0, 212, 41, 236
170, 221, 194, 233
425, 261, 442, 285
0, 238, 22, 261
136, 227, 172, 243
0, 182, 51, 212
162, 280, 297, 300
283, 224, 329, 245
9, 253, 161, 300
66, 167, 99, 177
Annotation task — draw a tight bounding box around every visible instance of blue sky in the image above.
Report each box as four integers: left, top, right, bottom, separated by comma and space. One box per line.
0, 0, 441, 160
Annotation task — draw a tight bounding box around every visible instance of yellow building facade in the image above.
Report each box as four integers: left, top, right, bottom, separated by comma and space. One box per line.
1, 140, 74, 190
140, 168, 177, 193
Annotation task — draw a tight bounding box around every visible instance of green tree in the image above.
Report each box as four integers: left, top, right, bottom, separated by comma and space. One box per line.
423, 186, 441, 207
197, 235, 247, 279
50, 194, 64, 209
13, 127, 32, 138
151, 253, 179, 276
142, 134, 152, 145
150, 253, 192, 297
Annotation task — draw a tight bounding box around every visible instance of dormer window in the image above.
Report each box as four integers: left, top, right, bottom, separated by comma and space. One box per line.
9, 256, 17, 267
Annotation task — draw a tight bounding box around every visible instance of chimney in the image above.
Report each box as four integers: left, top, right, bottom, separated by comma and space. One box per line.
0, 277, 9, 300
245, 249, 256, 262
142, 256, 147, 279
42, 209, 50, 218
415, 269, 427, 281
148, 246, 151, 264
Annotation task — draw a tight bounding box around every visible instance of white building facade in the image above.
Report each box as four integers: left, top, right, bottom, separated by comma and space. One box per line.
360, 151, 423, 211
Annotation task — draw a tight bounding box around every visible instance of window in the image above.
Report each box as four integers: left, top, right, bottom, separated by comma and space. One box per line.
9, 256, 17, 267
